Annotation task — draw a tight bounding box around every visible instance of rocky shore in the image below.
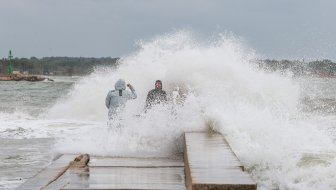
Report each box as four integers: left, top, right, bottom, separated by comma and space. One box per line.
0, 74, 53, 82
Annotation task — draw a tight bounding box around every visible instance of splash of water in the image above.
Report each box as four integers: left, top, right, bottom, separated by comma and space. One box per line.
45, 31, 336, 190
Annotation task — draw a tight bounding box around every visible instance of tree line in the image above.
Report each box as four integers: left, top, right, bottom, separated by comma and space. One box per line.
255, 59, 336, 77
0, 57, 335, 77
0, 57, 119, 76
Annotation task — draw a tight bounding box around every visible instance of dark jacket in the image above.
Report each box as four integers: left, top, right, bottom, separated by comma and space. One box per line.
145, 89, 167, 109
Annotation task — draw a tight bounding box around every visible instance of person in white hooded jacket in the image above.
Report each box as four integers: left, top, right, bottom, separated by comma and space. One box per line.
105, 79, 137, 119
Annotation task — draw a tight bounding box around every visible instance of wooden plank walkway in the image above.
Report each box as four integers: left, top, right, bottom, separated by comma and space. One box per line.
16, 132, 257, 190
184, 132, 256, 190
62, 167, 185, 190
17, 156, 186, 190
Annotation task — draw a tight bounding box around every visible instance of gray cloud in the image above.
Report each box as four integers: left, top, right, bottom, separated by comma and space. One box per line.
0, 0, 335, 60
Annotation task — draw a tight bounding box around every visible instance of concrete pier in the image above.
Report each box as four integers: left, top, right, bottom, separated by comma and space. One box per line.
16, 132, 257, 190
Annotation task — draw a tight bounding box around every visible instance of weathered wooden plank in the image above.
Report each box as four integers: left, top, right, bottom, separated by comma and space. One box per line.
184, 132, 256, 190
19, 155, 185, 190
89, 157, 184, 167
185, 133, 243, 169
62, 167, 185, 190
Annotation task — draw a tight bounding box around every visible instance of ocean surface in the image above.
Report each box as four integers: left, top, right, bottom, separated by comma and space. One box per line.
1, 32, 336, 190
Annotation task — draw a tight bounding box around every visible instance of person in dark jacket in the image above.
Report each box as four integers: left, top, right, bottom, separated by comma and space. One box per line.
145, 80, 167, 109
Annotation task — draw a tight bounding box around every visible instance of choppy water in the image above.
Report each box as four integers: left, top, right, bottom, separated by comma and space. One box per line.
0, 77, 77, 189
1, 32, 336, 190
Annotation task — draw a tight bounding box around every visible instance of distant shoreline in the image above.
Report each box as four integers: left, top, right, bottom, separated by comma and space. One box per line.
255, 59, 336, 77
0, 57, 119, 76
1, 57, 336, 77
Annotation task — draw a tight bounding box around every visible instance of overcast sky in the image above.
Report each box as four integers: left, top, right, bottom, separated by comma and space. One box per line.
0, 0, 335, 60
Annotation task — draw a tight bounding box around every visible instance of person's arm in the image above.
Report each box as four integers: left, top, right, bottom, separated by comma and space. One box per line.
105, 91, 111, 108
127, 84, 137, 99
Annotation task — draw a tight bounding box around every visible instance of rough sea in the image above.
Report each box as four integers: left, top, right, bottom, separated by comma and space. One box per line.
1, 32, 335, 190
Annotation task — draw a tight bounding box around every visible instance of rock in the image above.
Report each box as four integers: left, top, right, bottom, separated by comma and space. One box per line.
69, 154, 90, 169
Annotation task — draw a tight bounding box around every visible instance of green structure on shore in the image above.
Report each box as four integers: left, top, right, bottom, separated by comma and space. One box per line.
7, 50, 13, 75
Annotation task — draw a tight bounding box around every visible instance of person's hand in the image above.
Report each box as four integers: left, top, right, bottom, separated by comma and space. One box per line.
127, 83, 132, 88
